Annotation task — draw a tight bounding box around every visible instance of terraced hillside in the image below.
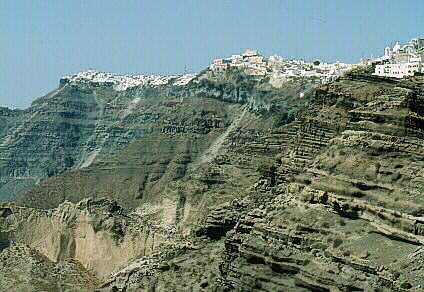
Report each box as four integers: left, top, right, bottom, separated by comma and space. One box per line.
1, 67, 423, 291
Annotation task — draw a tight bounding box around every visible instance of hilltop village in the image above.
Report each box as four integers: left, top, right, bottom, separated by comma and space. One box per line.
372, 37, 424, 78
211, 39, 424, 81
60, 38, 424, 93
210, 49, 356, 84
60, 54, 355, 92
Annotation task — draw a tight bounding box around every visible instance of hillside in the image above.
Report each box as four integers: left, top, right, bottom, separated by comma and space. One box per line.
1, 65, 424, 291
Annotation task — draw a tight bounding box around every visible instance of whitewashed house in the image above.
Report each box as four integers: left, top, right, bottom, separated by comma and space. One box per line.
373, 38, 424, 78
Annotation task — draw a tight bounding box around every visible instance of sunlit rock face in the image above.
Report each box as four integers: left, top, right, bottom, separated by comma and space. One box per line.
0, 199, 170, 278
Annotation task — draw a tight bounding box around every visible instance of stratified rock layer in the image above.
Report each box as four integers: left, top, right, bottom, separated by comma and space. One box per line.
216, 73, 424, 291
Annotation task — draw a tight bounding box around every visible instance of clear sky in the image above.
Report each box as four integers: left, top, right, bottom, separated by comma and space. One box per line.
1, 1, 423, 109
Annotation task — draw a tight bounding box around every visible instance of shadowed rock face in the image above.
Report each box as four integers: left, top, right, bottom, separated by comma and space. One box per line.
1, 68, 424, 291
1, 69, 316, 207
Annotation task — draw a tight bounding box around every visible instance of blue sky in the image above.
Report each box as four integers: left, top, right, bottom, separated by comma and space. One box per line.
1, 1, 423, 108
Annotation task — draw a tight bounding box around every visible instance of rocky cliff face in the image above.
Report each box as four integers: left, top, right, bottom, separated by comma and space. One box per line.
1, 67, 423, 291
96, 71, 424, 291
1, 69, 314, 205
214, 73, 424, 291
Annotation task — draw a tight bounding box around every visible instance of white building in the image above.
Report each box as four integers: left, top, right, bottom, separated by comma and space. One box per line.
374, 62, 421, 78
242, 49, 259, 57
210, 58, 230, 71
210, 49, 267, 75
373, 37, 424, 78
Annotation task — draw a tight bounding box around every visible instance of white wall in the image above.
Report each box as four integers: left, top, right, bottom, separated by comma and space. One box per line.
374, 62, 421, 78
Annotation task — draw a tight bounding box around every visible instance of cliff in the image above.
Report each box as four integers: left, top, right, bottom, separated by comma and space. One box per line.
0, 69, 315, 206
1, 66, 423, 291
100, 71, 424, 291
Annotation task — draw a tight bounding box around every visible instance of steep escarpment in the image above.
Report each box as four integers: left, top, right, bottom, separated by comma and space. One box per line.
12, 70, 317, 212
1, 78, 192, 201
216, 73, 424, 291
100, 71, 424, 291
0, 84, 103, 200
1, 69, 316, 205
21, 96, 240, 209
3, 66, 424, 291
0, 67, 324, 290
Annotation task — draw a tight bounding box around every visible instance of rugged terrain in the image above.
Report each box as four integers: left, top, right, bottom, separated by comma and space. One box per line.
1, 66, 424, 291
